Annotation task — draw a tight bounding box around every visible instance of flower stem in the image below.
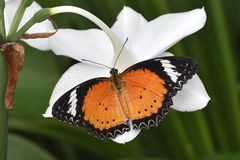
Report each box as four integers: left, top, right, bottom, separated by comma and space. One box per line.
7, 0, 34, 40
14, 6, 122, 59
0, 0, 6, 43
0, 54, 8, 160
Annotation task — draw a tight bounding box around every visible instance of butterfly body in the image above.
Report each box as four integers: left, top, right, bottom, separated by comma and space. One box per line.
52, 56, 197, 139
110, 68, 123, 90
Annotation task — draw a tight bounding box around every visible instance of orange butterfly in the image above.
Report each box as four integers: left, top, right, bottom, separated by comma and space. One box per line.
52, 56, 197, 139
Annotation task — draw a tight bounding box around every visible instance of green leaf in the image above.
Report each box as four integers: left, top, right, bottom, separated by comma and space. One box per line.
8, 134, 56, 160
9, 118, 144, 160
202, 153, 240, 160
117, 157, 169, 160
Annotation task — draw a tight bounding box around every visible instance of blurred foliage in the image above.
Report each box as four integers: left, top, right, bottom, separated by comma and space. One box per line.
8, 134, 56, 160
3, 0, 240, 160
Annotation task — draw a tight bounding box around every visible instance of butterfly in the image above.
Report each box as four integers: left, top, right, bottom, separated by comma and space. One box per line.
51, 56, 197, 140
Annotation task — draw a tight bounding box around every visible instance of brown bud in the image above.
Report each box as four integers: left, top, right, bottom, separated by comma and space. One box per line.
0, 42, 24, 109
21, 30, 57, 39
21, 18, 58, 39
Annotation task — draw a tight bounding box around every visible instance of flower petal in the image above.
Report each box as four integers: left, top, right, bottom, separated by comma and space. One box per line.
111, 6, 147, 43
4, 1, 54, 50
158, 52, 210, 111
128, 8, 207, 62
43, 62, 110, 117
49, 29, 114, 66
171, 74, 210, 112
4, 0, 21, 34
110, 7, 148, 71
112, 121, 141, 144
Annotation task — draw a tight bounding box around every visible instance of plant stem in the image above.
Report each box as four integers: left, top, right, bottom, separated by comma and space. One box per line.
0, 54, 8, 160
0, 110, 8, 160
7, 0, 33, 40
0, 0, 6, 43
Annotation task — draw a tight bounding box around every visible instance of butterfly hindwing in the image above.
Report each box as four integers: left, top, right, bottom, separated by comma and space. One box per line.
121, 56, 198, 129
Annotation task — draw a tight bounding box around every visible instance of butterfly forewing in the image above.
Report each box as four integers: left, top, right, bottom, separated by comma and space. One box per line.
121, 56, 198, 129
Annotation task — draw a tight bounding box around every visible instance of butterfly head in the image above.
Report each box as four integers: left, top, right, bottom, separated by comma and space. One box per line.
110, 68, 119, 75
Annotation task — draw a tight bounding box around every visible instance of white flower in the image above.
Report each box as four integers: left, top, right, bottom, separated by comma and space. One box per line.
45, 7, 210, 144
4, 1, 210, 144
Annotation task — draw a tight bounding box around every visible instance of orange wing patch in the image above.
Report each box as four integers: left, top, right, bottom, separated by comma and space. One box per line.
82, 81, 127, 131
122, 69, 168, 121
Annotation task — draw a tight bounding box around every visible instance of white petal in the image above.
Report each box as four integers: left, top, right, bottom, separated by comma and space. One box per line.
157, 51, 174, 57
43, 104, 53, 118
112, 121, 141, 144
49, 29, 114, 66
111, 6, 147, 43
171, 74, 210, 112
43, 63, 110, 117
128, 8, 207, 62
4, 1, 54, 50
110, 7, 148, 71
4, 0, 21, 34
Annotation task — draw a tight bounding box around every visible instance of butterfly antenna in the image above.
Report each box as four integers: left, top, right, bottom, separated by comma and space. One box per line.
113, 37, 129, 68
81, 59, 112, 69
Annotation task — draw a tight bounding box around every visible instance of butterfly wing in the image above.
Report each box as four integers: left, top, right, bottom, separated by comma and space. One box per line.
52, 78, 130, 139
52, 56, 197, 140
121, 56, 198, 129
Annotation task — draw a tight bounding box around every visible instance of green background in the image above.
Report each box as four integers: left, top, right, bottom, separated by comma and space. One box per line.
4, 0, 240, 159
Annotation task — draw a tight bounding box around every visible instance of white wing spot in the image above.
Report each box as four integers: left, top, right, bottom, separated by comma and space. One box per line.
67, 89, 78, 116
160, 59, 181, 82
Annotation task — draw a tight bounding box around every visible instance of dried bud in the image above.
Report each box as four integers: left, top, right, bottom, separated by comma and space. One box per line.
21, 19, 58, 39
21, 30, 57, 39
0, 42, 24, 109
